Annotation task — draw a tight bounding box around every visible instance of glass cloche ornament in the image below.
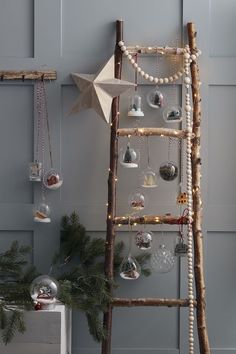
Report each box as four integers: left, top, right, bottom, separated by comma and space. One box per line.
140, 168, 158, 188
159, 161, 178, 181
129, 191, 146, 211
119, 142, 139, 168
34, 202, 51, 223
150, 244, 175, 273
29, 160, 42, 182
147, 87, 165, 109
128, 94, 144, 117
135, 231, 153, 250
120, 255, 141, 280
30, 275, 59, 309
163, 106, 182, 123
43, 169, 63, 190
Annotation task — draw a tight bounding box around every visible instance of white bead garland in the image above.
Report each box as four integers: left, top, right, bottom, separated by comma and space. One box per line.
118, 41, 201, 85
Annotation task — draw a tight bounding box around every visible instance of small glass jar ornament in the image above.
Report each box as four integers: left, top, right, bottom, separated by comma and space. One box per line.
43, 169, 63, 190
163, 106, 182, 124
29, 160, 42, 182
128, 94, 144, 117
119, 255, 141, 280
140, 169, 158, 188
119, 142, 139, 168
159, 161, 178, 181
34, 202, 51, 223
129, 192, 146, 211
135, 231, 152, 250
174, 234, 188, 257
30, 275, 59, 309
146, 87, 165, 109
150, 244, 175, 273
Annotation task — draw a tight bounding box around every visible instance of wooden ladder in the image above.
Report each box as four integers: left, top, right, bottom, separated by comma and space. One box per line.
102, 20, 210, 354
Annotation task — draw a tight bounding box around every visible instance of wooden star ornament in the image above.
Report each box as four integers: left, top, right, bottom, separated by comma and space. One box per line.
70, 55, 135, 124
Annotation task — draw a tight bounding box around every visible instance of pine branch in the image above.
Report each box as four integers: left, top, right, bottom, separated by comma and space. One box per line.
2, 309, 25, 345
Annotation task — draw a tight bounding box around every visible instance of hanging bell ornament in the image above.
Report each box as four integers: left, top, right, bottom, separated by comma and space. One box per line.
43, 169, 63, 190
128, 94, 144, 117
135, 231, 153, 250
163, 106, 182, 123
159, 161, 178, 181
119, 255, 141, 280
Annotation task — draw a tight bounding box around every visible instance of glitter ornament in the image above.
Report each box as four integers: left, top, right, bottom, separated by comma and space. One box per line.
150, 244, 175, 273
135, 231, 153, 250
159, 161, 178, 181
30, 275, 59, 309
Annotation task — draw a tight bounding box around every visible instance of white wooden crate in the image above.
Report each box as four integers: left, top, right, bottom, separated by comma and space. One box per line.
0, 304, 71, 354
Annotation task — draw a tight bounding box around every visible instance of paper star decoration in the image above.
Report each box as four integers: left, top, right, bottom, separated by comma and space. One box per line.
70, 55, 135, 124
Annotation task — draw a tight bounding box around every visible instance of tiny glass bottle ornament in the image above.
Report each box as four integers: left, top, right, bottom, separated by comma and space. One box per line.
119, 142, 139, 168
128, 94, 144, 117
135, 230, 152, 250
129, 191, 146, 211
29, 160, 42, 182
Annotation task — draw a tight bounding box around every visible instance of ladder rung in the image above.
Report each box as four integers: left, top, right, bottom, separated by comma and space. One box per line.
117, 127, 193, 139
114, 215, 189, 226
112, 298, 197, 307
0, 70, 57, 81
126, 46, 185, 55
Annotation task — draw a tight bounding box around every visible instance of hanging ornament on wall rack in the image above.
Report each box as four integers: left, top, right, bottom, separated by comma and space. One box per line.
140, 137, 158, 188
119, 138, 140, 168
120, 223, 141, 280
174, 209, 189, 257
128, 54, 144, 118
129, 191, 146, 211
159, 138, 178, 181
146, 54, 165, 109
135, 229, 153, 250
150, 230, 175, 273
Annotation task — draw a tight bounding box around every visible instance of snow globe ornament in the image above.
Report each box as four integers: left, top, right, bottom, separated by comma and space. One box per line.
128, 94, 144, 117
135, 231, 152, 250
140, 169, 158, 188
119, 142, 139, 168
43, 169, 63, 190
150, 244, 175, 273
174, 234, 188, 257
159, 161, 178, 181
163, 106, 182, 123
147, 87, 164, 109
34, 202, 51, 223
29, 160, 42, 182
129, 192, 146, 211
119, 255, 141, 280
30, 275, 59, 309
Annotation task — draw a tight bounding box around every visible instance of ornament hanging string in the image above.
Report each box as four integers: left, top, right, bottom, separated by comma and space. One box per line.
42, 80, 54, 169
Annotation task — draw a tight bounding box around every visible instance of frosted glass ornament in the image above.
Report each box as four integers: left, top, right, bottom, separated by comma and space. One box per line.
150, 244, 175, 273
163, 106, 182, 123
135, 231, 153, 250
159, 161, 178, 181
34, 202, 51, 223
147, 87, 165, 109
128, 94, 144, 117
119, 255, 141, 280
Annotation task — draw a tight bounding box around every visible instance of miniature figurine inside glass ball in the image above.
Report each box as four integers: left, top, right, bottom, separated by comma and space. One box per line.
135, 231, 153, 250
150, 244, 175, 273
140, 169, 158, 188
119, 142, 139, 168
30, 275, 59, 309
29, 160, 42, 182
128, 94, 144, 117
119, 255, 141, 280
129, 192, 146, 211
43, 169, 63, 190
34, 202, 51, 223
147, 87, 164, 109
159, 161, 178, 181
163, 106, 182, 123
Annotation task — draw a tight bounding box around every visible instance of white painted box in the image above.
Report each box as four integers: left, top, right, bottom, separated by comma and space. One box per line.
0, 304, 72, 354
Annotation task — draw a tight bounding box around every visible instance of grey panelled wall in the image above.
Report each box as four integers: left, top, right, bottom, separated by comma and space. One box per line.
0, 0, 235, 353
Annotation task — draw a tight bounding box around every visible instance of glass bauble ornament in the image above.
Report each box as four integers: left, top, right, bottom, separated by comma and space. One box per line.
43, 169, 63, 190
34, 202, 51, 223
119, 143, 139, 168
128, 94, 144, 117
140, 168, 158, 188
147, 87, 165, 109
163, 106, 182, 123
135, 231, 153, 250
174, 235, 188, 257
129, 192, 146, 211
29, 160, 42, 182
119, 255, 141, 280
159, 161, 178, 181
30, 275, 59, 309
150, 244, 175, 273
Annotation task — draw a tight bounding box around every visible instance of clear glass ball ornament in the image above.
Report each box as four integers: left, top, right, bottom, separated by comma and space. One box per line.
135, 231, 153, 250
150, 244, 175, 273
30, 275, 59, 309
140, 168, 158, 188
128, 94, 144, 117
34, 202, 51, 223
159, 161, 178, 181
119, 143, 139, 168
119, 255, 141, 280
129, 192, 146, 211
43, 169, 63, 190
146, 87, 165, 109
163, 105, 182, 123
